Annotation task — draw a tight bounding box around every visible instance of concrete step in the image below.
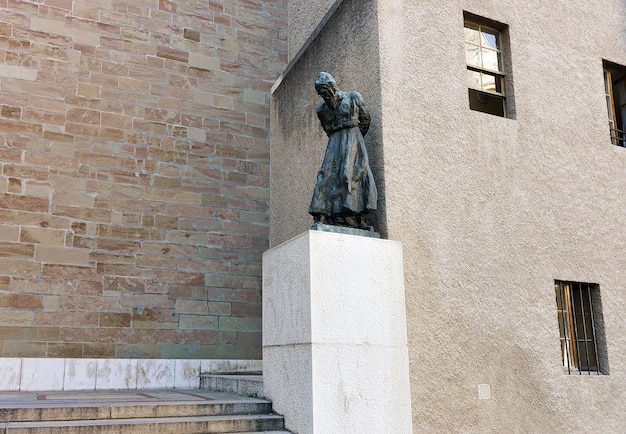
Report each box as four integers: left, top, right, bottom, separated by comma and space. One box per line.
200, 372, 265, 398
0, 389, 289, 433
0, 400, 272, 423
1, 413, 285, 433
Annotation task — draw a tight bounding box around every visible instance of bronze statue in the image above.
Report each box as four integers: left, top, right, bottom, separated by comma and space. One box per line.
309, 72, 377, 230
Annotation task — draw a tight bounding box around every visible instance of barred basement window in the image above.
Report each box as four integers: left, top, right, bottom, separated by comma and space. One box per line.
555, 280, 607, 375
464, 14, 511, 118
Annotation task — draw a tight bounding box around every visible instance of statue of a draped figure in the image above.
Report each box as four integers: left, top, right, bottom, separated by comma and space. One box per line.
309, 72, 377, 231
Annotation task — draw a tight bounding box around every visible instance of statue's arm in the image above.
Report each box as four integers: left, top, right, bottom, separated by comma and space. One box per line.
354, 92, 371, 137
317, 104, 332, 136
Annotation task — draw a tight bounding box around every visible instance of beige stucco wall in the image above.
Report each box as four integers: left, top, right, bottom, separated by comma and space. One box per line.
272, 0, 626, 432
287, 0, 338, 60
379, 0, 626, 431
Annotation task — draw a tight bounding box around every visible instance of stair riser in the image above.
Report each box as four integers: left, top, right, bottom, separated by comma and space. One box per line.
0, 402, 273, 423
2, 418, 285, 434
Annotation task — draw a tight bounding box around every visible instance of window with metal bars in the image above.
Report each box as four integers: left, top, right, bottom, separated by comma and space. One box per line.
555, 280, 607, 375
603, 60, 626, 147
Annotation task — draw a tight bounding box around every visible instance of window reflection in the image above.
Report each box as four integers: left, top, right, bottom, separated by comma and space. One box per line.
482, 31, 498, 50
464, 23, 480, 44
465, 45, 481, 67
482, 49, 500, 71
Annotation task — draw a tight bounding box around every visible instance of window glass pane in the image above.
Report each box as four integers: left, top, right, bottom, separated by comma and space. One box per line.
584, 312, 594, 337
574, 313, 586, 338
578, 347, 590, 369
465, 44, 481, 67
481, 29, 499, 49
555, 283, 564, 307
607, 96, 615, 126
482, 49, 501, 71
495, 77, 504, 93
464, 22, 480, 44
585, 342, 597, 368
468, 89, 505, 117
557, 313, 566, 336
481, 73, 496, 92
467, 70, 481, 89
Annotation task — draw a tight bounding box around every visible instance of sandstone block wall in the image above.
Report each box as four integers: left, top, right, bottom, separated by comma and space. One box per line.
0, 0, 286, 359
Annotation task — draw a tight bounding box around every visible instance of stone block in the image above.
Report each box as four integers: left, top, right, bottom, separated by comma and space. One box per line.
83, 343, 116, 358
0, 64, 37, 81
0, 241, 35, 258
60, 295, 119, 312
162, 344, 214, 359
0, 294, 42, 309
12, 278, 74, 295
34, 245, 90, 265
76, 281, 102, 296
77, 82, 100, 97
0, 309, 33, 325
263, 231, 413, 434
175, 299, 209, 315
0, 194, 49, 213
136, 359, 175, 388
95, 359, 137, 389
208, 301, 232, 316
116, 344, 162, 359
0, 225, 20, 242
47, 343, 83, 358
100, 312, 131, 328
156, 45, 189, 63
184, 330, 236, 345
21, 358, 65, 391
64, 358, 98, 390
42, 295, 60, 311
179, 314, 219, 330
0, 358, 21, 391
2, 341, 47, 357
219, 316, 261, 332
174, 359, 201, 389
34, 311, 98, 327
42, 264, 96, 280
103, 276, 145, 293
0, 326, 60, 341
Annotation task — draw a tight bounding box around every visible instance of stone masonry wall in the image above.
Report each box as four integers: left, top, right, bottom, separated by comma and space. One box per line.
0, 0, 287, 359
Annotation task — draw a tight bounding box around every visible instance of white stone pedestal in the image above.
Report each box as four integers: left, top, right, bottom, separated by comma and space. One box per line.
263, 230, 413, 434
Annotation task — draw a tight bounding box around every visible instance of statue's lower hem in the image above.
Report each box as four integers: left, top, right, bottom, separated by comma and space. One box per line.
310, 222, 380, 238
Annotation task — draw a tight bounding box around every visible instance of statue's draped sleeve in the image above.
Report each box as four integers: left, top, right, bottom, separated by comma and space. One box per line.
355, 92, 370, 137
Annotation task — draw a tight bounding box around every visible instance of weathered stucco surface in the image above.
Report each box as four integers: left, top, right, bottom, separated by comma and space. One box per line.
272, 0, 626, 431
287, 0, 338, 60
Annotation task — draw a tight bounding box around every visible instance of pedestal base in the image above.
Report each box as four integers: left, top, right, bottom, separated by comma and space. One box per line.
262, 230, 412, 434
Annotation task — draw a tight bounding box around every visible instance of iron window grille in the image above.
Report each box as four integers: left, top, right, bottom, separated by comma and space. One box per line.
555, 280, 606, 375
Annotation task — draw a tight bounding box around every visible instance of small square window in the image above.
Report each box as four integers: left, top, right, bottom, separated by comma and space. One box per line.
464, 14, 512, 118
603, 60, 626, 147
554, 280, 608, 375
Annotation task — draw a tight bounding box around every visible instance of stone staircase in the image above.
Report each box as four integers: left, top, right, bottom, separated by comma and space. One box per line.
0, 389, 287, 433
